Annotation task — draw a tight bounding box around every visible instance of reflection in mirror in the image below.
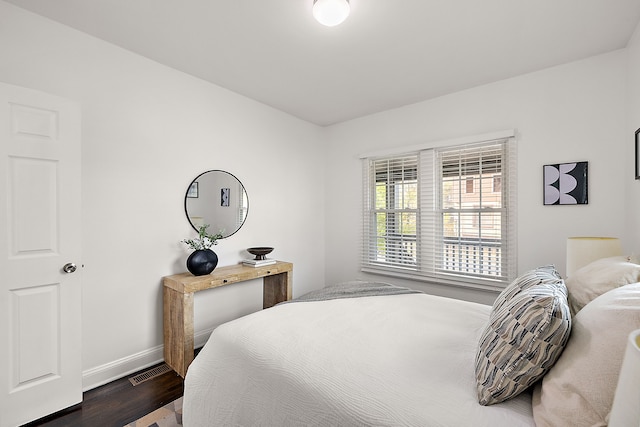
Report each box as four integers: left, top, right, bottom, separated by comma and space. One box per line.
184, 170, 248, 238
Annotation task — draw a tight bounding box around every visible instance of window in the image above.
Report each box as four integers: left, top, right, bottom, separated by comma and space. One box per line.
465, 178, 474, 193
367, 156, 418, 267
493, 176, 502, 193
362, 136, 516, 290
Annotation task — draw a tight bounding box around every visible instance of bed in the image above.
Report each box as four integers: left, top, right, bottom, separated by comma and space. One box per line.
183, 259, 640, 427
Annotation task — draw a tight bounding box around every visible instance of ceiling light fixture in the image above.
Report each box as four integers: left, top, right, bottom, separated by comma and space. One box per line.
313, 0, 350, 27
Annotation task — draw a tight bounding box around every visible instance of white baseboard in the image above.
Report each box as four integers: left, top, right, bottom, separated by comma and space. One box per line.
82, 327, 214, 391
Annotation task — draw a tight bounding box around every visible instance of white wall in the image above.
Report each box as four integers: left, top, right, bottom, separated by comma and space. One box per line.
324, 51, 630, 305
0, 1, 326, 388
626, 22, 640, 243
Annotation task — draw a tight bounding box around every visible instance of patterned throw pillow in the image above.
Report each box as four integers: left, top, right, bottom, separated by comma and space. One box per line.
492, 265, 562, 314
475, 277, 571, 405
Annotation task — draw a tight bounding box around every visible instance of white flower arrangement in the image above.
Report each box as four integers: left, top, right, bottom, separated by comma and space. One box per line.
181, 224, 224, 251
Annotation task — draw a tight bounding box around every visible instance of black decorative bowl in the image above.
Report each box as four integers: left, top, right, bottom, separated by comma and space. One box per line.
247, 247, 274, 260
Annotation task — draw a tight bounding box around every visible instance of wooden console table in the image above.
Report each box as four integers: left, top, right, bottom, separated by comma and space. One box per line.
163, 261, 293, 377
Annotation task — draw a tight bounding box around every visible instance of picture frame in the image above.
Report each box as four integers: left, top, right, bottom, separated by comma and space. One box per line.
187, 182, 199, 198
221, 188, 230, 206
543, 161, 588, 205
636, 128, 640, 180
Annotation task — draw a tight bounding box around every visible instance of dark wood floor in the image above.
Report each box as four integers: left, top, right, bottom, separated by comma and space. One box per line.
22, 361, 185, 427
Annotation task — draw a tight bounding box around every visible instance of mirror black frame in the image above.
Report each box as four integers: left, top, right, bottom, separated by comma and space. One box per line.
184, 170, 249, 238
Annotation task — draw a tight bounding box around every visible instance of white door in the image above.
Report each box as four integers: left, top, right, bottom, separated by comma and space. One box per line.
0, 82, 82, 427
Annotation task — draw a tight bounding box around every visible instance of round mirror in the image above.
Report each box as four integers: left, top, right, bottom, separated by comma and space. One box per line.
184, 170, 248, 238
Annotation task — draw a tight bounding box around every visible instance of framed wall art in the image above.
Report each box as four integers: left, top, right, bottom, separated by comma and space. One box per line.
221, 188, 230, 206
543, 161, 588, 205
187, 182, 199, 198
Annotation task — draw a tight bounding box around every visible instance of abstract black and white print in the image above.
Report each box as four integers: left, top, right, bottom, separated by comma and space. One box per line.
543, 161, 588, 205
221, 187, 230, 206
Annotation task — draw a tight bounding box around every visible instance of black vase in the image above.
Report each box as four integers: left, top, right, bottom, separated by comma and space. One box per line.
186, 249, 218, 276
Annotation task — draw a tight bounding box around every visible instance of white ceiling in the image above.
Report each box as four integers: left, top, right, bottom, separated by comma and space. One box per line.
6, 0, 640, 126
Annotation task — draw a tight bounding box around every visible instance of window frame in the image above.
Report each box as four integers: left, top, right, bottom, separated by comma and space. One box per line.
365, 155, 419, 269
361, 131, 517, 292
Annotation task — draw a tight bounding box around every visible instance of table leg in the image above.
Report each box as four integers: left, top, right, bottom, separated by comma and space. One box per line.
263, 270, 292, 308
163, 286, 194, 377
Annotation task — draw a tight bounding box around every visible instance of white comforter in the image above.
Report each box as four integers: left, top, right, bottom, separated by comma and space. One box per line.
183, 293, 534, 426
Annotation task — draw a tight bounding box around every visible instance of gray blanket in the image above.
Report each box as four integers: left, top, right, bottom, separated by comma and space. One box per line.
284, 280, 422, 304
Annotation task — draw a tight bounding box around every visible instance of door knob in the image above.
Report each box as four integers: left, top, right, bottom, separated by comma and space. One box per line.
63, 262, 77, 273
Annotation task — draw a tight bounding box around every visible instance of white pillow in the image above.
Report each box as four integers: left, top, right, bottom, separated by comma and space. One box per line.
566, 255, 640, 315
532, 282, 640, 426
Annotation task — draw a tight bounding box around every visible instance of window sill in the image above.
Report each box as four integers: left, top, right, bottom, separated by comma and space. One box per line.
360, 266, 507, 293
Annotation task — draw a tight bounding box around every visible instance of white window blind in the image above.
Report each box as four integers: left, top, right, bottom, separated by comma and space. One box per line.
363, 155, 419, 269
362, 137, 517, 290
